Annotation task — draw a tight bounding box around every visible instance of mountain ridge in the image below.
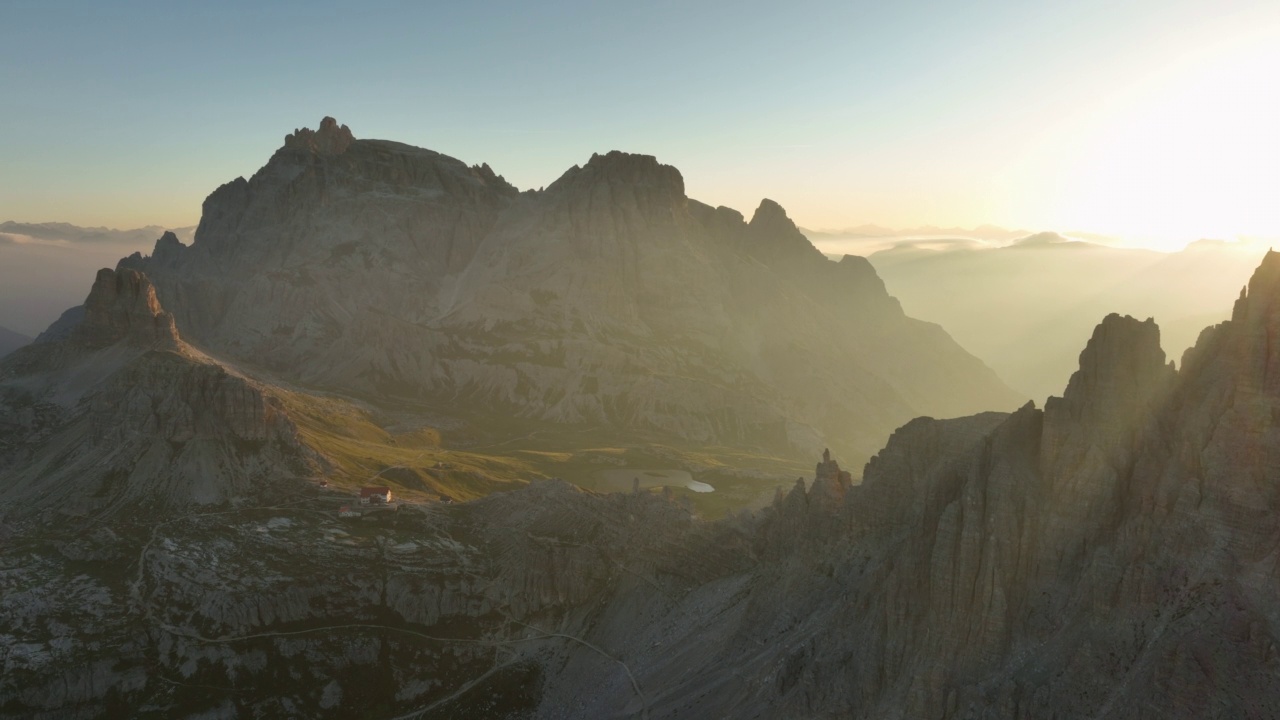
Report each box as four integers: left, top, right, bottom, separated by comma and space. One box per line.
847, 229, 1269, 401
4, 253, 1280, 716
116, 117, 1023, 463
0, 221, 196, 245
0, 267, 325, 515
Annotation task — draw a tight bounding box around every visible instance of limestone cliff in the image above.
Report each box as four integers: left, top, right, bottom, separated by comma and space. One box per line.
119, 118, 1022, 461
732, 259, 1280, 718
0, 268, 323, 516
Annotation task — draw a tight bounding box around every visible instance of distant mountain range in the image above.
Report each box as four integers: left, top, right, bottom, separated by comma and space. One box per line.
0, 221, 195, 246
802, 222, 1032, 242
805, 229, 1270, 401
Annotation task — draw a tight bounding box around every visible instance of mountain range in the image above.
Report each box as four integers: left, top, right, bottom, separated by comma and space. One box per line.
839, 231, 1269, 401
2, 235, 1279, 718
106, 117, 1019, 468
802, 223, 1034, 242
3, 117, 1277, 718
0, 325, 29, 358
0, 221, 196, 246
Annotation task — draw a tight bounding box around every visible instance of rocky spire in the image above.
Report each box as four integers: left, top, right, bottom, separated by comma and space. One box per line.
548, 150, 686, 198
812, 448, 852, 505
1040, 314, 1173, 538
1183, 248, 1280, 395
747, 198, 797, 235
1046, 313, 1172, 434
72, 268, 179, 349
744, 199, 825, 264
283, 116, 354, 156
814, 448, 851, 486
471, 162, 520, 196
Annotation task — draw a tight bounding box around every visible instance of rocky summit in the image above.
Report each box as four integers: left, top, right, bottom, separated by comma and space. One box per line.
117, 117, 1020, 463
3, 240, 1280, 716
0, 268, 322, 516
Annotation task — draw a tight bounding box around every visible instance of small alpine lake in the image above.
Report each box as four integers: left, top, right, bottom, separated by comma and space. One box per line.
593, 468, 715, 493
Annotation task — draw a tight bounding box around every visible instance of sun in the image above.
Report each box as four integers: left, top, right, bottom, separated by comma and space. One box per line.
1006, 26, 1280, 251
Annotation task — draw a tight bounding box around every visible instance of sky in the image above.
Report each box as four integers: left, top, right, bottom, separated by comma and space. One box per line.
1, 0, 1277, 251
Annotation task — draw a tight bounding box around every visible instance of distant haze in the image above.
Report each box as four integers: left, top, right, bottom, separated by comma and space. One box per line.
0, 223, 194, 336
0, 325, 30, 358
806, 230, 1271, 401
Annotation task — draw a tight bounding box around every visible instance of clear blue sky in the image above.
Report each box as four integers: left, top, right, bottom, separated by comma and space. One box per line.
2, 0, 1277, 247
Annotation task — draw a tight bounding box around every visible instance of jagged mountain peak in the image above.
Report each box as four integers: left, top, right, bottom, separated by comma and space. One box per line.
744, 197, 825, 264
748, 197, 792, 228
155, 229, 183, 247
1231, 247, 1280, 323
548, 150, 685, 198
109, 120, 1021, 460
0, 266, 324, 516
1179, 247, 1280, 400
283, 115, 354, 155
150, 229, 188, 264
73, 267, 179, 350
470, 161, 519, 195
1049, 313, 1171, 430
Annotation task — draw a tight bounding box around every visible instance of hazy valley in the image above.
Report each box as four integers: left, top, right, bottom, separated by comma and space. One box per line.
806, 229, 1270, 403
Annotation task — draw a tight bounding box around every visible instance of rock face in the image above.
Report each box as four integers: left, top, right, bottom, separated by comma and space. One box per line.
0, 221, 197, 341
284, 115, 354, 155
1052, 314, 1171, 421
734, 257, 1280, 718
119, 117, 1021, 461
72, 267, 179, 349
0, 268, 321, 515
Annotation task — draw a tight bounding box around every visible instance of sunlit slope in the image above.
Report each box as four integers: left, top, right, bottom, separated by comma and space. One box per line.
276, 386, 810, 515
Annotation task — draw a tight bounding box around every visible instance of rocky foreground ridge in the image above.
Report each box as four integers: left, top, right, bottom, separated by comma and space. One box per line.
4, 250, 1280, 717
116, 117, 1021, 461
